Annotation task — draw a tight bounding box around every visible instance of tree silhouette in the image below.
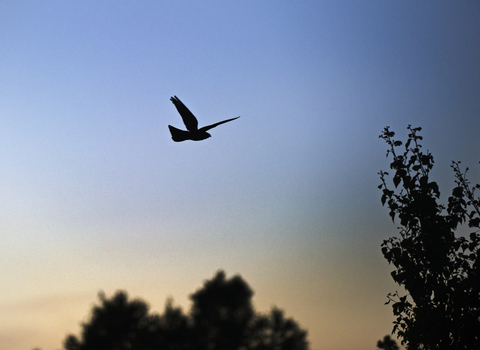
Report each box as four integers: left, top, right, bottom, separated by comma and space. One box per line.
60, 271, 309, 350
376, 335, 399, 350
63, 291, 160, 350
249, 307, 309, 350
378, 126, 480, 349
190, 270, 255, 350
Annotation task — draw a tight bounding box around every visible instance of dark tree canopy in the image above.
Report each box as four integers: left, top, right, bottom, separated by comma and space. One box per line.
61, 271, 309, 350
249, 307, 309, 350
379, 126, 480, 349
190, 270, 255, 350
63, 291, 160, 350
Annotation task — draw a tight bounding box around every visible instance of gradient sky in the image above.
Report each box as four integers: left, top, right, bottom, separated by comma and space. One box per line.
1, 1, 480, 350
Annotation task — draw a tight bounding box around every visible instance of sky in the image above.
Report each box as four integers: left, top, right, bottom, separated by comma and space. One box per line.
1, 1, 480, 350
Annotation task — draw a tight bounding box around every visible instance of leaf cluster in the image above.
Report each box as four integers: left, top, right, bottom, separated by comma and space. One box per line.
376, 334, 399, 350
378, 126, 480, 349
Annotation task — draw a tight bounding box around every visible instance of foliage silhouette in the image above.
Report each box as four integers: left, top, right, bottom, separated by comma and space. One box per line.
378, 126, 480, 349
61, 270, 309, 350
63, 291, 161, 350
155, 298, 191, 349
249, 307, 309, 350
376, 335, 399, 350
190, 270, 255, 350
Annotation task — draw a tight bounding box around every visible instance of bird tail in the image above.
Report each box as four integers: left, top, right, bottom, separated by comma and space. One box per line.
168, 125, 191, 142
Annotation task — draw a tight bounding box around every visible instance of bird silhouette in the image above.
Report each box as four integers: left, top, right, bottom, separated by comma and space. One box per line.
168, 96, 240, 142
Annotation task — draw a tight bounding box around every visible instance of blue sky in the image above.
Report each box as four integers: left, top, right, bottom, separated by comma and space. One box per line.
1, 1, 480, 350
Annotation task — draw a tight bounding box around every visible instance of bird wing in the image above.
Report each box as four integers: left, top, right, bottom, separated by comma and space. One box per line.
170, 96, 198, 131
199, 116, 240, 132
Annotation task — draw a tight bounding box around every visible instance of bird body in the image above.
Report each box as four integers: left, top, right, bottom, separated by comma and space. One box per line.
168, 96, 239, 142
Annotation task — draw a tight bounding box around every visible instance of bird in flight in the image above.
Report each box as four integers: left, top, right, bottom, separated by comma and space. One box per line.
168, 96, 240, 142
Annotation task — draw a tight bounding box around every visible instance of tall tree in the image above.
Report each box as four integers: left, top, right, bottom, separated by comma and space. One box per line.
378, 126, 480, 349
190, 270, 255, 350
